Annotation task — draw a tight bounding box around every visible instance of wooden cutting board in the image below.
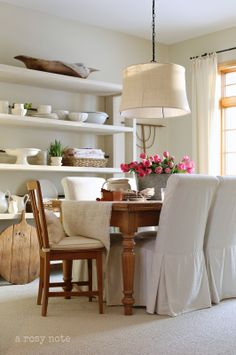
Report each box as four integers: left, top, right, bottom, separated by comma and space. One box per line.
0, 212, 39, 284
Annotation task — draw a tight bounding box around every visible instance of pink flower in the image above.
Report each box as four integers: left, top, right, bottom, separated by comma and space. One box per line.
187, 167, 195, 174
168, 161, 174, 168
182, 155, 190, 161
121, 151, 195, 176
177, 163, 186, 171
120, 163, 130, 172
138, 170, 145, 177
129, 161, 138, 169
146, 168, 152, 175
142, 159, 151, 167
153, 154, 162, 163
163, 151, 169, 158
139, 152, 146, 159
135, 165, 142, 172
185, 161, 194, 169
155, 166, 163, 174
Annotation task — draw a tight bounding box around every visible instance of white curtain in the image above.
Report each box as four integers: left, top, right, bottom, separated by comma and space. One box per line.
191, 53, 220, 175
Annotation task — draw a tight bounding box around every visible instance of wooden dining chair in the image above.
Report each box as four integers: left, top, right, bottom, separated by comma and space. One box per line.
61, 175, 157, 302
27, 180, 105, 316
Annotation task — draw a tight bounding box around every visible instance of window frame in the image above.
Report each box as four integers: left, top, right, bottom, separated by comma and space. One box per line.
219, 61, 236, 175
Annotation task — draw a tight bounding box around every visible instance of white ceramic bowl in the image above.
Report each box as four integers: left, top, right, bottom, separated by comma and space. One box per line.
68, 112, 88, 122
54, 110, 69, 120
38, 105, 52, 114
32, 112, 59, 119
85, 112, 108, 124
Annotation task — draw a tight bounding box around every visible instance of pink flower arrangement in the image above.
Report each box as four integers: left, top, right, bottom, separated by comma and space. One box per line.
120, 151, 195, 177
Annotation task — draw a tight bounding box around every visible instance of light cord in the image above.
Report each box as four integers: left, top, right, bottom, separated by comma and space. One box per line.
151, 0, 156, 62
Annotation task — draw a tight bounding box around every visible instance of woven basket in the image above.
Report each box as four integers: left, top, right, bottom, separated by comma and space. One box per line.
62, 157, 108, 168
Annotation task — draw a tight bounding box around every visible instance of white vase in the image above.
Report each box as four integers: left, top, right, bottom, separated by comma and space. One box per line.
50, 156, 62, 166
136, 173, 171, 200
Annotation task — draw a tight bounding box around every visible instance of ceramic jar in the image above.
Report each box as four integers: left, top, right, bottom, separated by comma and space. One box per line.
105, 178, 131, 192
0, 100, 9, 114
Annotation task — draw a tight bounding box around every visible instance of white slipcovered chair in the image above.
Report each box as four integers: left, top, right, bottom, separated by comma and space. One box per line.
106, 174, 219, 314
204, 176, 236, 304
61, 176, 105, 200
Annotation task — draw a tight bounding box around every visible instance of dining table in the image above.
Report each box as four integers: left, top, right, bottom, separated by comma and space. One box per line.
60, 200, 162, 316
110, 200, 162, 315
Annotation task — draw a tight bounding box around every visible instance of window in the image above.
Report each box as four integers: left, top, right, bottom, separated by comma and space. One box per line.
219, 63, 236, 175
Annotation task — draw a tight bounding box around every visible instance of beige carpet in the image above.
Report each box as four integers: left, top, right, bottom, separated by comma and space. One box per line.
1, 276, 236, 355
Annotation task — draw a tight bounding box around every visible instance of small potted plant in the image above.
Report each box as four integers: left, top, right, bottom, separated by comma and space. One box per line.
48, 139, 66, 166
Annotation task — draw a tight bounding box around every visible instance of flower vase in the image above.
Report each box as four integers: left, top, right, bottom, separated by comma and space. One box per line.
136, 174, 171, 200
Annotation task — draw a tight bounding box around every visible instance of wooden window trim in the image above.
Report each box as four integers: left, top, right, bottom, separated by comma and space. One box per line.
219, 62, 236, 175
221, 96, 236, 108
218, 61, 236, 73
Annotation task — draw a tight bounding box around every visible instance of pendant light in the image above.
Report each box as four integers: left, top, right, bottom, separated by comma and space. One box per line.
120, 0, 190, 119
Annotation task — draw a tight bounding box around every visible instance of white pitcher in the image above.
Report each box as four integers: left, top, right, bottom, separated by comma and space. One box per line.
0, 190, 10, 213
8, 199, 18, 214
11, 194, 29, 212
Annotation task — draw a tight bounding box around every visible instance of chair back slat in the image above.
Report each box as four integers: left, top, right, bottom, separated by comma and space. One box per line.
27, 181, 50, 249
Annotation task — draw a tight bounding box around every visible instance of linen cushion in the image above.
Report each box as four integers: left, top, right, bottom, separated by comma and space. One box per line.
51, 235, 104, 250
45, 210, 66, 245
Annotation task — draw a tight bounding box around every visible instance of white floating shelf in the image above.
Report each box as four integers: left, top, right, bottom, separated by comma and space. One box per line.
0, 64, 122, 96
0, 212, 60, 220
0, 213, 34, 220
0, 163, 122, 174
0, 114, 133, 134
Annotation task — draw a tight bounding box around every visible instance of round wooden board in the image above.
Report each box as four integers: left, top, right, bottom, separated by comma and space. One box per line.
0, 212, 39, 284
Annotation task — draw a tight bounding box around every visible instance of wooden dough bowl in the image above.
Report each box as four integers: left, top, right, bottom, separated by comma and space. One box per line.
14, 55, 97, 78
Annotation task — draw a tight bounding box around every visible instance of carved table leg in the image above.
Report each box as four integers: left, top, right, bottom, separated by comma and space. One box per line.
63, 260, 73, 299
122, 233, 135, 315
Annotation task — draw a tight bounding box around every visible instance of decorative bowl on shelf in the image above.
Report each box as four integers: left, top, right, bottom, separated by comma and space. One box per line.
54, 110, 69, 120
31, 112, 59, 119
85, 112, 108, 124
68, 112, 88, 122
5, 148, 41, 165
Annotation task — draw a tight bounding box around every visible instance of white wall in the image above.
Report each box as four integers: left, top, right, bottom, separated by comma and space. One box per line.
168, 26, 236, 162
0, 2, 169, 195
2, 1, 235, 190
0, 2, 169, 83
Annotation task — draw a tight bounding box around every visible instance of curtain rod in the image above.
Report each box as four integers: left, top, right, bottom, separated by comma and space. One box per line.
190, 46, 236, 60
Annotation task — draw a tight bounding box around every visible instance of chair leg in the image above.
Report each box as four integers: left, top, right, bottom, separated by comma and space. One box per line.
96, 252, 104, 314
37, 256, 44, 305
88, 259, 93, 302
63, 260, 73, 299
42, 255, 50, 317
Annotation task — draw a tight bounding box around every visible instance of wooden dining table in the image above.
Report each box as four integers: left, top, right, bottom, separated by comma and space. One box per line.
110, 200, 162, 315
61, 200, 162, 316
